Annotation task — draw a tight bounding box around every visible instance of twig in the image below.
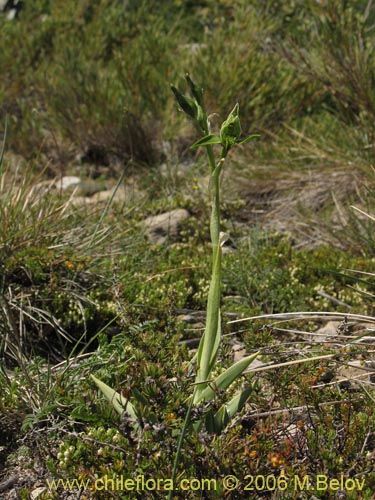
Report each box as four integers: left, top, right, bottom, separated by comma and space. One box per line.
246, 398, 362, 420
316, 290, 352, 309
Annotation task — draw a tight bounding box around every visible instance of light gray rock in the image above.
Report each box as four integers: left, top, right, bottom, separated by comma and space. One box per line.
56, 176, 81, 191
72, 183, 144, 206
310, 321, 340, 342
30, 487, 48, 499
56, 176, 105, 196
336, 360, 375, 385
6, 8, 17, 19
91, 184, 143, 204
232, 340, 247, 363
0, 0, 22, 18
32, 176, 108, 198
143, 208, 190, 245
75, 179, 106, 196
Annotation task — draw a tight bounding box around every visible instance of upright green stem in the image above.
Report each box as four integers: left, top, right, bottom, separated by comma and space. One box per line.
169, 78, 255, 495
194, 147, 223, 401
168, 144, 224, 497
207, 145, 221, 259
210, 169, 220, 251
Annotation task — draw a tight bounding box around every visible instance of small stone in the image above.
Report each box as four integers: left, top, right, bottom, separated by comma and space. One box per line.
143, 208, 190, 245
232, 340, 247, 363
91, 184, 143, 204
30, 487, 47, 499
311, 321, 340, 342
176, 314, 196, 324
56, 176, 81, 191
337, 360, 372, 385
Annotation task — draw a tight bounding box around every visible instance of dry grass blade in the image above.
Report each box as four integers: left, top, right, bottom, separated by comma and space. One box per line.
0, 158, 127, 365
229, 311, 375, 325
243, 353, 335, 375
246, 398, 361, 420
351, 205, 375, 223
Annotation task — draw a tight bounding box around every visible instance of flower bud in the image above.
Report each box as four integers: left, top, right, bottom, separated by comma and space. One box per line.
220, 103, 241, 151
185, 73, 204, 107
171, 85, 198, 120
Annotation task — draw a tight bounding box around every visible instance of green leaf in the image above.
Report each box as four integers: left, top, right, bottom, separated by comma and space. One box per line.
213, 405, 229, 432
190, 134, 222, 149
223, 386, 253, 419
204, 408, 216, 434
196, 311, 221, 376
213, 386, 253, 434
194, 352, 259, 404
90, 375, 140, 430
132, 388, 149, 406
237, 134, 260, 145
209, 311, 221, 370
194, 386, 253, 435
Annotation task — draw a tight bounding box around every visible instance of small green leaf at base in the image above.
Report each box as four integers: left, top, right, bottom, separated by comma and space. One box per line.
195, 386, 253, 434
90, 374, 140, 430
222, 386, 253, 420
194, 352, 259, 404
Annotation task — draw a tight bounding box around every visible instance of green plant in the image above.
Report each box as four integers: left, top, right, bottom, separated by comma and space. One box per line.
91, 75, 259, 498
170, 76, 260, 405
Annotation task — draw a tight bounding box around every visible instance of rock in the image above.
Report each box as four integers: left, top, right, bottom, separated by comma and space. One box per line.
91, 184, 143, 204
180, 43, 207, 55
143, 208, 190, 245
71, 183, 144, 206
56, 176, 81, 191
176, 314, 205, 331
5, 7, 16, 19
0, 0, 22, 18
312, 321, 375, 344
232, 340, 247, 363
30, 487, 48, 499
336, 360, 375, 385
30, 176, 109, 202
244, 357, 266, 372
55, 177, 106, 196
31, 176, 80, 196
311, 321, 340, 342
76, 179, 107, 196
176, 314, 198, 324
222, 244, 236, 254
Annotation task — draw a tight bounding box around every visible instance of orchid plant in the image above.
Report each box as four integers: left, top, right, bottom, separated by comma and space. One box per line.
91, 74, 259, 491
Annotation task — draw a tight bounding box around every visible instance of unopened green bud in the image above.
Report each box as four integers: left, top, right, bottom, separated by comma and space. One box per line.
185, 73, 204, 107
171, 85, 198, 120
171, 82, 208, 133
220, 103, 241, 151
